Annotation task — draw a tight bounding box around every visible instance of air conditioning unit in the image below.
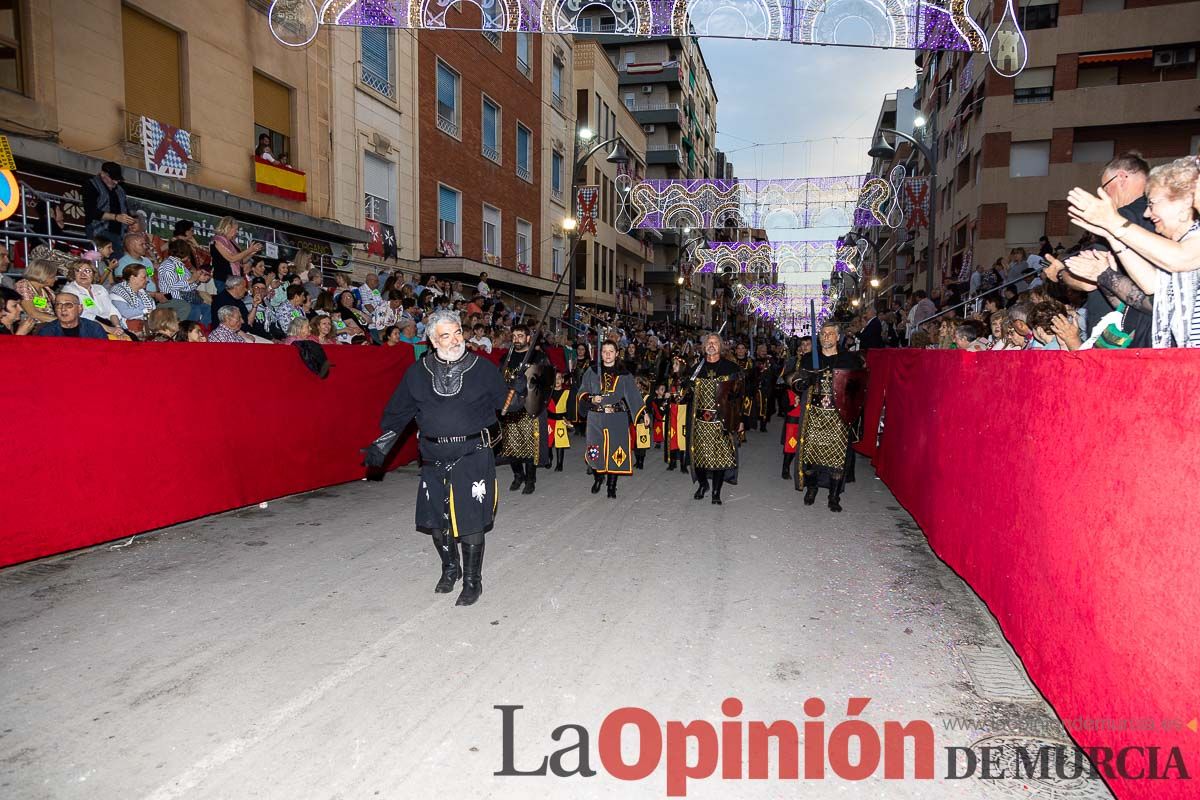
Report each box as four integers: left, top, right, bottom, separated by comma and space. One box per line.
641, 85, 653, 94
1153, 49, 1176, 68
643, 124, 656, 133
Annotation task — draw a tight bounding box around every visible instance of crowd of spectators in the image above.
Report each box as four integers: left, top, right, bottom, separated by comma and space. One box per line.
835, 152, 1200, 354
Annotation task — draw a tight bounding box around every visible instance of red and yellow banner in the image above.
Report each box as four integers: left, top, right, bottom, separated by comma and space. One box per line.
254, 156, 307, 202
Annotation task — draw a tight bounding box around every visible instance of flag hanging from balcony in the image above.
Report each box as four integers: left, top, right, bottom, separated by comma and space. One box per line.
254, 157, 308, 202
381, 223, 397, 260
365, 219, 384, 256
141, 116, 191, 179
576, 186, 599, 236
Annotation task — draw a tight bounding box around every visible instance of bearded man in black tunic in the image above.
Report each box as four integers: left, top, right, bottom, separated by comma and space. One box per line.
362, 309, 520, 607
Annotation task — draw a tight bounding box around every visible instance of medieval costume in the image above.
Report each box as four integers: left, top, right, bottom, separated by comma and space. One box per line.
665, 366, 691, 474
732, 354, 757, 443
633, 379, 652, 469
366, 348, 514, 606
571, 350, 593, 435
650, 387, 668, 449
755, 352, 779, 431
688, 357, 743, 505
497, 345, 552, 494
789, 349, 865, 512
546, 376, 572, 472
577, 363, 646, 498
780, 383, 806, 480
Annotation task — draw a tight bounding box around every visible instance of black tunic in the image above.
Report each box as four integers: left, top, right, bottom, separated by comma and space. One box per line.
379, 351, 510, 537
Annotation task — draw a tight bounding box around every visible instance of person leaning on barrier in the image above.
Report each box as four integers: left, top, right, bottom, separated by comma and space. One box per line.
36, 293, 108, 339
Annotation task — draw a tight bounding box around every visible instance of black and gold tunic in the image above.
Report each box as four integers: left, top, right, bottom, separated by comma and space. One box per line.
687, 358, 742, 472
498, 348, 550, 465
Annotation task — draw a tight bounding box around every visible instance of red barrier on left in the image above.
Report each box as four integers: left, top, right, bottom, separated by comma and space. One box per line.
0, 338, 419, 568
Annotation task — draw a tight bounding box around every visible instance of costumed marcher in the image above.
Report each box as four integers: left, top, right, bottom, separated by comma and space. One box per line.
731, 342, 757, 443
633, 375, 653, 469
571, 341, 593, 436
546, 370, 573, 472
688, 333, 743, 505
665, 355, 691, 474
362, 309, 517, 607
755, 343, 778, 431
577, 340, 647, 498
788, 320, 866, 513
650, 383, 668, 450
496, 324, 552, 494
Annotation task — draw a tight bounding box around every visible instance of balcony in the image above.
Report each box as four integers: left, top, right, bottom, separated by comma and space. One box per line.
617, 63, 684, 87
517, 58, 532, 79
628, 102, 685, 127
360, 63, 394, 100
437, 114, 460, 138
482, 143, 500, 164
646, 144, 683, 166
124, 111, 202, 164
551, 93, 566, 114
482, 30, 500, 49
516, 164, 532, 182
550, 188, 564, 206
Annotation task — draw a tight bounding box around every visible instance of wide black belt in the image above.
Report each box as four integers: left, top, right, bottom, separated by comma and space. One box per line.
423, 424, 499, 445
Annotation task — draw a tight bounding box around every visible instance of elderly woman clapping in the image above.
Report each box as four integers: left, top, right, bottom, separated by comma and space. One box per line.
64, 259, 124, 334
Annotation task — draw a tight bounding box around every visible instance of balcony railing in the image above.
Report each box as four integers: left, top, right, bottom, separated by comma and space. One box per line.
437, 114, 460, 138
551, 93, 566, 113
551, 188, 564, 205
516, 164, 531, 182
364, 194, 389, 224
629, 102, 679, 112
360, 63, 395, 99
124, 112, 202, 164
646, 144, 680, 152
517, 58, 531, 79
482, 30, 500, 48
482, 143, 500, 163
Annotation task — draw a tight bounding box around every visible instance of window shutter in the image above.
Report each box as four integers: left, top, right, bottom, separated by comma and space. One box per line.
483, 101, 498, 149
439, 186, 458, 224
361, 27, 390, 80
437, 64, 456, 113
253, 73, 292, 138
122, 6, 182, 126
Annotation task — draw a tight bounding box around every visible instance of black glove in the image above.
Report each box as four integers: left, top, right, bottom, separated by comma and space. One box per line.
361, 430, 398, 468
512, 374, 529, 396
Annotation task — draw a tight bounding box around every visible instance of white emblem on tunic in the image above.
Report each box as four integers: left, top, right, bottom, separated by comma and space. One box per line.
472, 480, 487, 503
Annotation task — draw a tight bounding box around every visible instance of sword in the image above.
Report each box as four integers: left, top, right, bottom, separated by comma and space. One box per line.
690, 319, 728, 381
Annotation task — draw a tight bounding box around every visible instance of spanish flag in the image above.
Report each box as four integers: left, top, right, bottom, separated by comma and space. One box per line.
254, 157, 307, 202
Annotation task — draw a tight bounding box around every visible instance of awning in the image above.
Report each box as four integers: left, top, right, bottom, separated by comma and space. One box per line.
1079, 49, 1152, 65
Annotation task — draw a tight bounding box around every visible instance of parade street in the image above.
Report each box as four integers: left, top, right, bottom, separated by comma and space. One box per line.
0, 427, 1104, 800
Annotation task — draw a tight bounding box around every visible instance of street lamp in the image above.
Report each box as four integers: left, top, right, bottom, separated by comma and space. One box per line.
566, 128, 630, 330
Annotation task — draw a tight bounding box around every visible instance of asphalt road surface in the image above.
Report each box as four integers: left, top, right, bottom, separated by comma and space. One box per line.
0, 422, 1109, 800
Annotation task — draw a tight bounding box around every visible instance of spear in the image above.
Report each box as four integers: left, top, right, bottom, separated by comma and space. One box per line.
809, 299, 818, 370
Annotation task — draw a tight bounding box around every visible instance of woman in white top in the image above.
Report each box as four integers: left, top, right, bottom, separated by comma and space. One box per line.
63, 260, 123, 332
1068, 157, 1200, 347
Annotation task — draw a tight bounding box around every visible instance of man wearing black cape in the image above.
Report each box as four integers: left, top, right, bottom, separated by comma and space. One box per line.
688, 333, 743, 505
788, 320, 864, 512
362, 309, 522, 607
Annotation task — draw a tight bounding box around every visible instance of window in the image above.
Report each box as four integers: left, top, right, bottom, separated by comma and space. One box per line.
254, 73, 293, 166
1010, 140, 1050, 177
1073, 140, 1115, 164
363, 152, 394, 225
436, 61, 460, 137
1019, 0, 1058, 30
438, 185, 461, 249
624, 92, 635, 110
516, 32, 531, 77
1077, 65, 1118, 88
122, 6, 182, 126
516, 124, 532, 182
482, 204, 501, 259
1006, 212, 1046, 249
0, 3, 24, 94
551, 58, 564, 107
552, 235, 564, 277
482, 97, 501, 162
1082, 0, 1123, 11
516, 219, 532, 270
360, 27, 394, 98
1013, 67, 1054, 104
551, 151, 564, 200
578, 17, 593, 32
482, 29, 501, 49
625, 51, 636, 65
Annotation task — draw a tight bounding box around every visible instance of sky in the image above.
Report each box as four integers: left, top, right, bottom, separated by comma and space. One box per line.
699, 40, 916, 285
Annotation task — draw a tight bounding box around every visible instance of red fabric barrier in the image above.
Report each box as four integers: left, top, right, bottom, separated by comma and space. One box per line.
868, 349, 1199, 800
0, 338, 418, 568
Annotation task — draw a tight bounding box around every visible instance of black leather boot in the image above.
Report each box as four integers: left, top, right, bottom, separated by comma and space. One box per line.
455, 540, 484, 606
693, 471, 708, 500
433, 530, 461, 593
522, 461, 536, 494
828, 489, 842, 513
711, 472, 724, 505
666, 454, 677, 471
606, 474, 618, 499
781, 453, 795, 480
591, 473, 604, 494
803, 484, 819, 506
635, 452, 644, 469
509, 462, 525, 492
555, 449, 564, 471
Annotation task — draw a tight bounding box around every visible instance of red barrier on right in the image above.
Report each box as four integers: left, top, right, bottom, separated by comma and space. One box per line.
864, 348, 1199, 800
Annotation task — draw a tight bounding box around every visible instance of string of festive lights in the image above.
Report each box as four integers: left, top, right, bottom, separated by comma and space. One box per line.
694, 241, 844, 274
269, 0, 990, 52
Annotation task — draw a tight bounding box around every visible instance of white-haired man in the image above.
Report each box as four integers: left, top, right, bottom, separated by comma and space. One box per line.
362, 309, 520, 607
687, 332, 744, 505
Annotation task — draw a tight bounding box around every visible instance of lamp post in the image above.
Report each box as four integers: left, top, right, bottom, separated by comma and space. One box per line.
566, 127, 629, 333
868, 118, 938, 298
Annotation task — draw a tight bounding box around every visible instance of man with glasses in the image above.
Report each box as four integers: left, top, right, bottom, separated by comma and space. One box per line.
35, 293, 109, 339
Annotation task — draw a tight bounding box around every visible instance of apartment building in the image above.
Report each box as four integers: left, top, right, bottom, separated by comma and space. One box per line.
902, 0, 1200, 294
571, 38, 651, 314
1, 0, 366, 265
416, 22, 553, 305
